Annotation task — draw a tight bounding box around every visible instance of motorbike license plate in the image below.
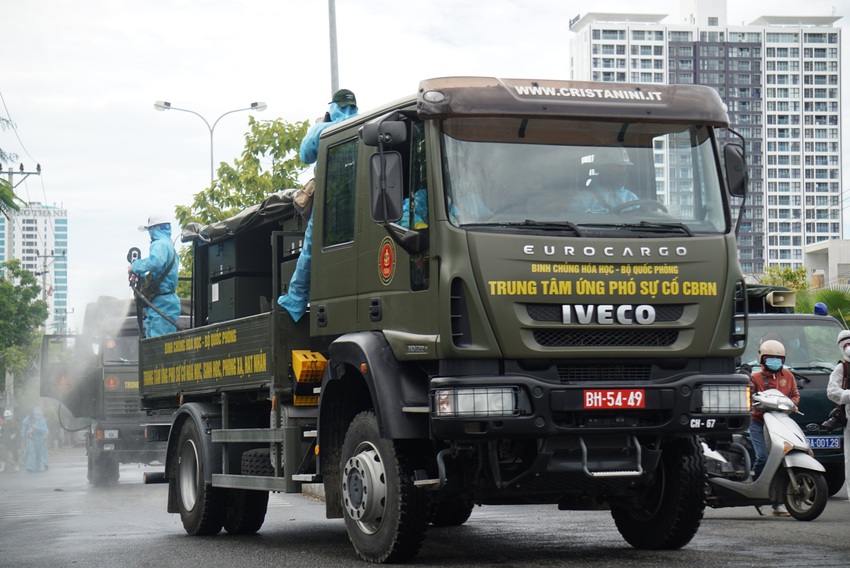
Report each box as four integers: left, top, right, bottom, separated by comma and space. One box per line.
807, 436, 842, 450
583, 389, 645, 409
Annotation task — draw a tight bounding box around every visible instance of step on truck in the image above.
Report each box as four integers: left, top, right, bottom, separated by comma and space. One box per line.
139, 77, 753, 563
40, 296, 176, 485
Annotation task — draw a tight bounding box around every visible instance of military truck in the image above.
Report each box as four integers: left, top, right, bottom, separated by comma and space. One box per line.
737, 284, 846, 495
139, 77, 753, 563
40, 296, 174, 485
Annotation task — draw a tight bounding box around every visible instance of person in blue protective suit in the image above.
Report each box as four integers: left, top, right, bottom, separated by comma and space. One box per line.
572, 148, 639, 213
278, 89, 358, 322
22, 407, 49, 473
130, 214, 180, 337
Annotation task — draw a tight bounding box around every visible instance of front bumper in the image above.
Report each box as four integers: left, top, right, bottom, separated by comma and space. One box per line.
429, 373, 750, 439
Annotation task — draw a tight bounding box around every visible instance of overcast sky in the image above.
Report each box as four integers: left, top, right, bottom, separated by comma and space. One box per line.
2, 0, 848, 332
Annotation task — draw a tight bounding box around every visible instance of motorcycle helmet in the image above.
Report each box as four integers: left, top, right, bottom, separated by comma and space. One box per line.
837, 329, 850, 348
758, 339, 786, 363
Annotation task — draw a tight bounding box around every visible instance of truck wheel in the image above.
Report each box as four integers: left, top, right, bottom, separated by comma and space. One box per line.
175, 419, 224, 535
89, 453, 119, 487
241, 448, 275, 476
611, 438, 705, 550
223, 489, 269, 534
783, 468, 828, 521
341, 411, 432, 563
430, 498, 474, 526
823, 463, 845, 496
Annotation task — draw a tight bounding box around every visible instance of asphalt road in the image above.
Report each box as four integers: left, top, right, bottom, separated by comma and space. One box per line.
1, 446, 849, 567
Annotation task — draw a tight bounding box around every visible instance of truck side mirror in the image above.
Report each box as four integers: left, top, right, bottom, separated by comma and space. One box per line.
370, 151, 404, 223
724, 143, 747, 198
361, 120, 407, 147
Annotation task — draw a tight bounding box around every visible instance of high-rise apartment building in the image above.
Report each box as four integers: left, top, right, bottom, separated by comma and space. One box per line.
569, 0, 842, 277
0, 202, 69, 332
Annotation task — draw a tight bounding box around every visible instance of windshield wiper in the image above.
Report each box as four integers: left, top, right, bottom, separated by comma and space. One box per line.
635, 221, 693, 236
521, 220, 583, 236
462, 220, 582, 236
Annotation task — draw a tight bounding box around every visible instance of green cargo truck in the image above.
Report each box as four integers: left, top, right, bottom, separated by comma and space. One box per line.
139, 77, 753, 563
41, 296, 174, 485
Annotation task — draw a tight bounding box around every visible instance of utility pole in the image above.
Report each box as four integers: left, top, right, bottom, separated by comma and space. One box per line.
328, 0, 339, 94
5, 163, 42, 188
36, 249, 66, 301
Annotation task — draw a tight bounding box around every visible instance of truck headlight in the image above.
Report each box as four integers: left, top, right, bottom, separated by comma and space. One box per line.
432, 387, 518, 418
700, 385, 749, 413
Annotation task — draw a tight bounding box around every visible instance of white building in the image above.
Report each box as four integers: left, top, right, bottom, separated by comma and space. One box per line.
0, 202, 69, 332
569, 0, 843, 277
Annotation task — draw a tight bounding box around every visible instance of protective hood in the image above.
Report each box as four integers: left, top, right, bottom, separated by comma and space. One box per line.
328, 102, 358, 123
149, 224, 173, 242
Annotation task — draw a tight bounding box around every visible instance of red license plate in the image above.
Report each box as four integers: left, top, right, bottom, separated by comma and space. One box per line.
583, 389, 646, 409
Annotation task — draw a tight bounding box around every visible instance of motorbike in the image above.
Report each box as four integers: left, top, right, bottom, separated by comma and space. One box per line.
702, 389, 829, 521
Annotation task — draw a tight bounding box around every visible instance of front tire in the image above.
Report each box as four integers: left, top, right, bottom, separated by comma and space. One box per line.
340, 411, 432, 563
784, 468, 828, 521
611, 438, 705, 550
175, 419, 224, 535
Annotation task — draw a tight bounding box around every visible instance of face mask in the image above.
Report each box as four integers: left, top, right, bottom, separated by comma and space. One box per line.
764, 357, 783, 372
843, 345, 850, 359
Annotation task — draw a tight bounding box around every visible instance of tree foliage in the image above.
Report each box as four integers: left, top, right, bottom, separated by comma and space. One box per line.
0, 259, 49, 390
759, 265, 810, 294
0, 117, 25, 218
172, 117, 309, 297
796, 287, 850, 328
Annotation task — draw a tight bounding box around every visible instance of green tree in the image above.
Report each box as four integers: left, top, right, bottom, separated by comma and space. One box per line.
759, 265, 811, 294
172, 117, 309, 296
0, 259, 50, 397
796, 286, 850, 327
0, 117, 25, 218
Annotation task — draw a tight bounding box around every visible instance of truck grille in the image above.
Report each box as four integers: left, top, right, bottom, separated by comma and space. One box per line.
105, 397, 141, 415
533, 329, 678, 347
556, 364, 651, 381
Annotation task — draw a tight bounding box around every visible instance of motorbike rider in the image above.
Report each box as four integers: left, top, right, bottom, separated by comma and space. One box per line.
749, 338, 800, 517
827, 329, 850, 501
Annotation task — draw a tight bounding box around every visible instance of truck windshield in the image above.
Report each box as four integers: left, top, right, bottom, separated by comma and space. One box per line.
102, 335, 139, 365
441, 117, 727, 234
741, 318, 843, 372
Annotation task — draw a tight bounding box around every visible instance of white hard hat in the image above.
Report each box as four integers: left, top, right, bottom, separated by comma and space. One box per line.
139, 213, 171, 231
837, 329, 850, 348
593, 147, 633, 167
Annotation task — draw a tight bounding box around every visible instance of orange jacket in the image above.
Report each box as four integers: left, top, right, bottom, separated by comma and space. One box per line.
749, 368, 800, 424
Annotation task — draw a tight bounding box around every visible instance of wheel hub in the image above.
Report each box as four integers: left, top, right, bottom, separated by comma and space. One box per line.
342, 443, 388, 534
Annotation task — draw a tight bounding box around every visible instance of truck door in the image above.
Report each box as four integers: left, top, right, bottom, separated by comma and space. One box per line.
40, 334, 99, 418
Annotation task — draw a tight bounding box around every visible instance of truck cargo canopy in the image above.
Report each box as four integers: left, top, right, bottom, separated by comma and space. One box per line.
180, 191, 298, 245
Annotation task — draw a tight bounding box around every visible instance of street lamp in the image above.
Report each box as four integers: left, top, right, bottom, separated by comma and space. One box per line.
153, 100, 268, 186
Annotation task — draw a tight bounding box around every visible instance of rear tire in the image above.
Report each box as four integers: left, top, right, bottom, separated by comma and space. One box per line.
784, 468, 828, 521
341, 411, 432, 563
611, 438, 705, 550
175, 419, 224, 535
431, 498, 474, 527
223, 489, 269, 534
